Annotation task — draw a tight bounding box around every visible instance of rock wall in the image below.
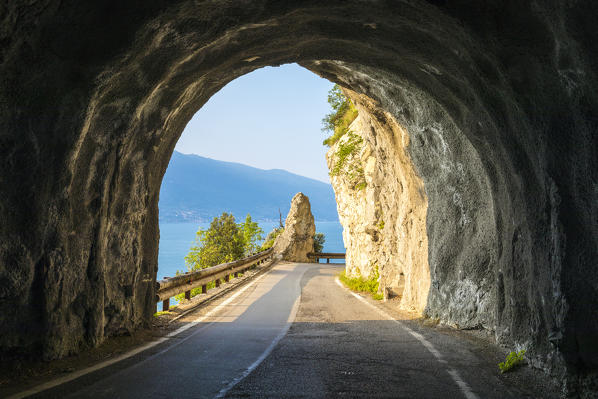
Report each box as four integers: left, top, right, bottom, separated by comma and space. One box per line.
0, 1, 596, 393
327, 91, 430, 313
273, 193, 315, 263
328, 87, 496, 330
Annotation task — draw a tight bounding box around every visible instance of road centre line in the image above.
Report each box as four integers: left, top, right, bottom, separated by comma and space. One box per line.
215, 263, 307, 397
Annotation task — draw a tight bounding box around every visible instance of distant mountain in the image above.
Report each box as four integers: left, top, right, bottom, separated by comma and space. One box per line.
159, 151, 339, 222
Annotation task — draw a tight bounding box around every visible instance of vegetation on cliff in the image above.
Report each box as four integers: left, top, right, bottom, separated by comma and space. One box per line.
323, 85, 366, 190
329, 131, 366, 190
322, 85, 358, 147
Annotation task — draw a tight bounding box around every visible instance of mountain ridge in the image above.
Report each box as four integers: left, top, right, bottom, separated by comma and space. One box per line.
159, 151, 339, 222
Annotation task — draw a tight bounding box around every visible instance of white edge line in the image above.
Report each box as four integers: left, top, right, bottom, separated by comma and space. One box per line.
334, 277, 478, 399
9, 270, 273, 399
447, 369, 479, 399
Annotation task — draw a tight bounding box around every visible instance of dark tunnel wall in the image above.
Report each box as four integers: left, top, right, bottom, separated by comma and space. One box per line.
0, 0, 596, 393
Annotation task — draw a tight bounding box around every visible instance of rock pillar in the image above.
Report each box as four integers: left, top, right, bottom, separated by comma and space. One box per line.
273, 193, 316, 263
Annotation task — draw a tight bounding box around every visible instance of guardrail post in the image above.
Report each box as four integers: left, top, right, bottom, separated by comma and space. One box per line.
162, 298, 170, 312
185, 290, 191, 300
234, 272, 239, 278
215, 279, 220, 288
202, 284, 207, 294
224, 274, 230, 283
327, 258, 330, 264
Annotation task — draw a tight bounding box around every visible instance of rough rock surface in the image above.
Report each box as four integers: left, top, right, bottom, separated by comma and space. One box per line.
0, 1, 596, 395
327, 90, 430, 314
273, 193, 315, 263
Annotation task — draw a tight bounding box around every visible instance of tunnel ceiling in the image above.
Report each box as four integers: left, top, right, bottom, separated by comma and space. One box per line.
0, 0, 596, 393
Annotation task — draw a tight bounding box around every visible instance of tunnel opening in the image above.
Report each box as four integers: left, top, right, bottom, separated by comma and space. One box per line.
155, 64, 348, 300
154, 62, 435, 318
1, 1, 596, 393
152, 62, 436, 320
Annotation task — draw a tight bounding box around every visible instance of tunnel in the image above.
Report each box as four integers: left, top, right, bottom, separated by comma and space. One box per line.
0, 0, 596, 393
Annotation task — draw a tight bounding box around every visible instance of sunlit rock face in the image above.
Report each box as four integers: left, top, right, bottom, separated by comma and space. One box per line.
0, 1, 596, 393
327, 90, 431, 314
273, 193, 316, 263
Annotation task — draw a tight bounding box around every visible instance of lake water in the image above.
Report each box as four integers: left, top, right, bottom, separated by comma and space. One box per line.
157, 221, 346, 280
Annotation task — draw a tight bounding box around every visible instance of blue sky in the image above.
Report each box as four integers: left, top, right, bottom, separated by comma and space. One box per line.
174, 63, 335, 183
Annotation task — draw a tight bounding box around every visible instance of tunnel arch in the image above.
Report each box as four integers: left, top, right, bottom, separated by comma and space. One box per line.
1, 0, 596, 391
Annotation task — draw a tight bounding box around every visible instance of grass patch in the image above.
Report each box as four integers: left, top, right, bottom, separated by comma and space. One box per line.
153, 311, 172, 317
338, 268, 383, 300
499, 350, 526, 373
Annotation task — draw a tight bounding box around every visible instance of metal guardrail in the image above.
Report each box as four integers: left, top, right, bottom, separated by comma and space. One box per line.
156, 247, 274, 311
307, 252, 346, 263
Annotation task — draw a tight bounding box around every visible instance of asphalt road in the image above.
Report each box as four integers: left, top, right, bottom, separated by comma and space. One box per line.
28, 262, 547, 398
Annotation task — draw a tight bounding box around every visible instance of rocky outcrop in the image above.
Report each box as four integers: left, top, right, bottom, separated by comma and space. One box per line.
0, 1, 596, 394
273, 193, 315, 263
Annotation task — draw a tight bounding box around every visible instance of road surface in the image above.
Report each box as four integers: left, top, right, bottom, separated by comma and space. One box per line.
25, 262, 546, 398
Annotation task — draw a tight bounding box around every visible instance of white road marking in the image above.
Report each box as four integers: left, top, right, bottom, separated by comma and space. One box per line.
214, 265, 306, 398
447, 369, 479, 399
334, 277, 478, 399
9, 270, 273, 399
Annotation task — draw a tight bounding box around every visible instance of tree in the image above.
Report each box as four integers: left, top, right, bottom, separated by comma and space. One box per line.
239, 213, 264, 255
184, 212, 245, 271
313, 232, 325, 253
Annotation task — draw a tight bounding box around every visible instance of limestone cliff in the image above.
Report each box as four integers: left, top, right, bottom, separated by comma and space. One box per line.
328, 89, 496, 332
327, 91, 430, 313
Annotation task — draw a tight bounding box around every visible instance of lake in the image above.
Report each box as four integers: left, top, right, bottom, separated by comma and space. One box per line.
157, 221, 346, 280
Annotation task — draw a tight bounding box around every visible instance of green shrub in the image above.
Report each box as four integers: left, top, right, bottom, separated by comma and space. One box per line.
498, 350, 526, 373
338, 266, 383, 300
